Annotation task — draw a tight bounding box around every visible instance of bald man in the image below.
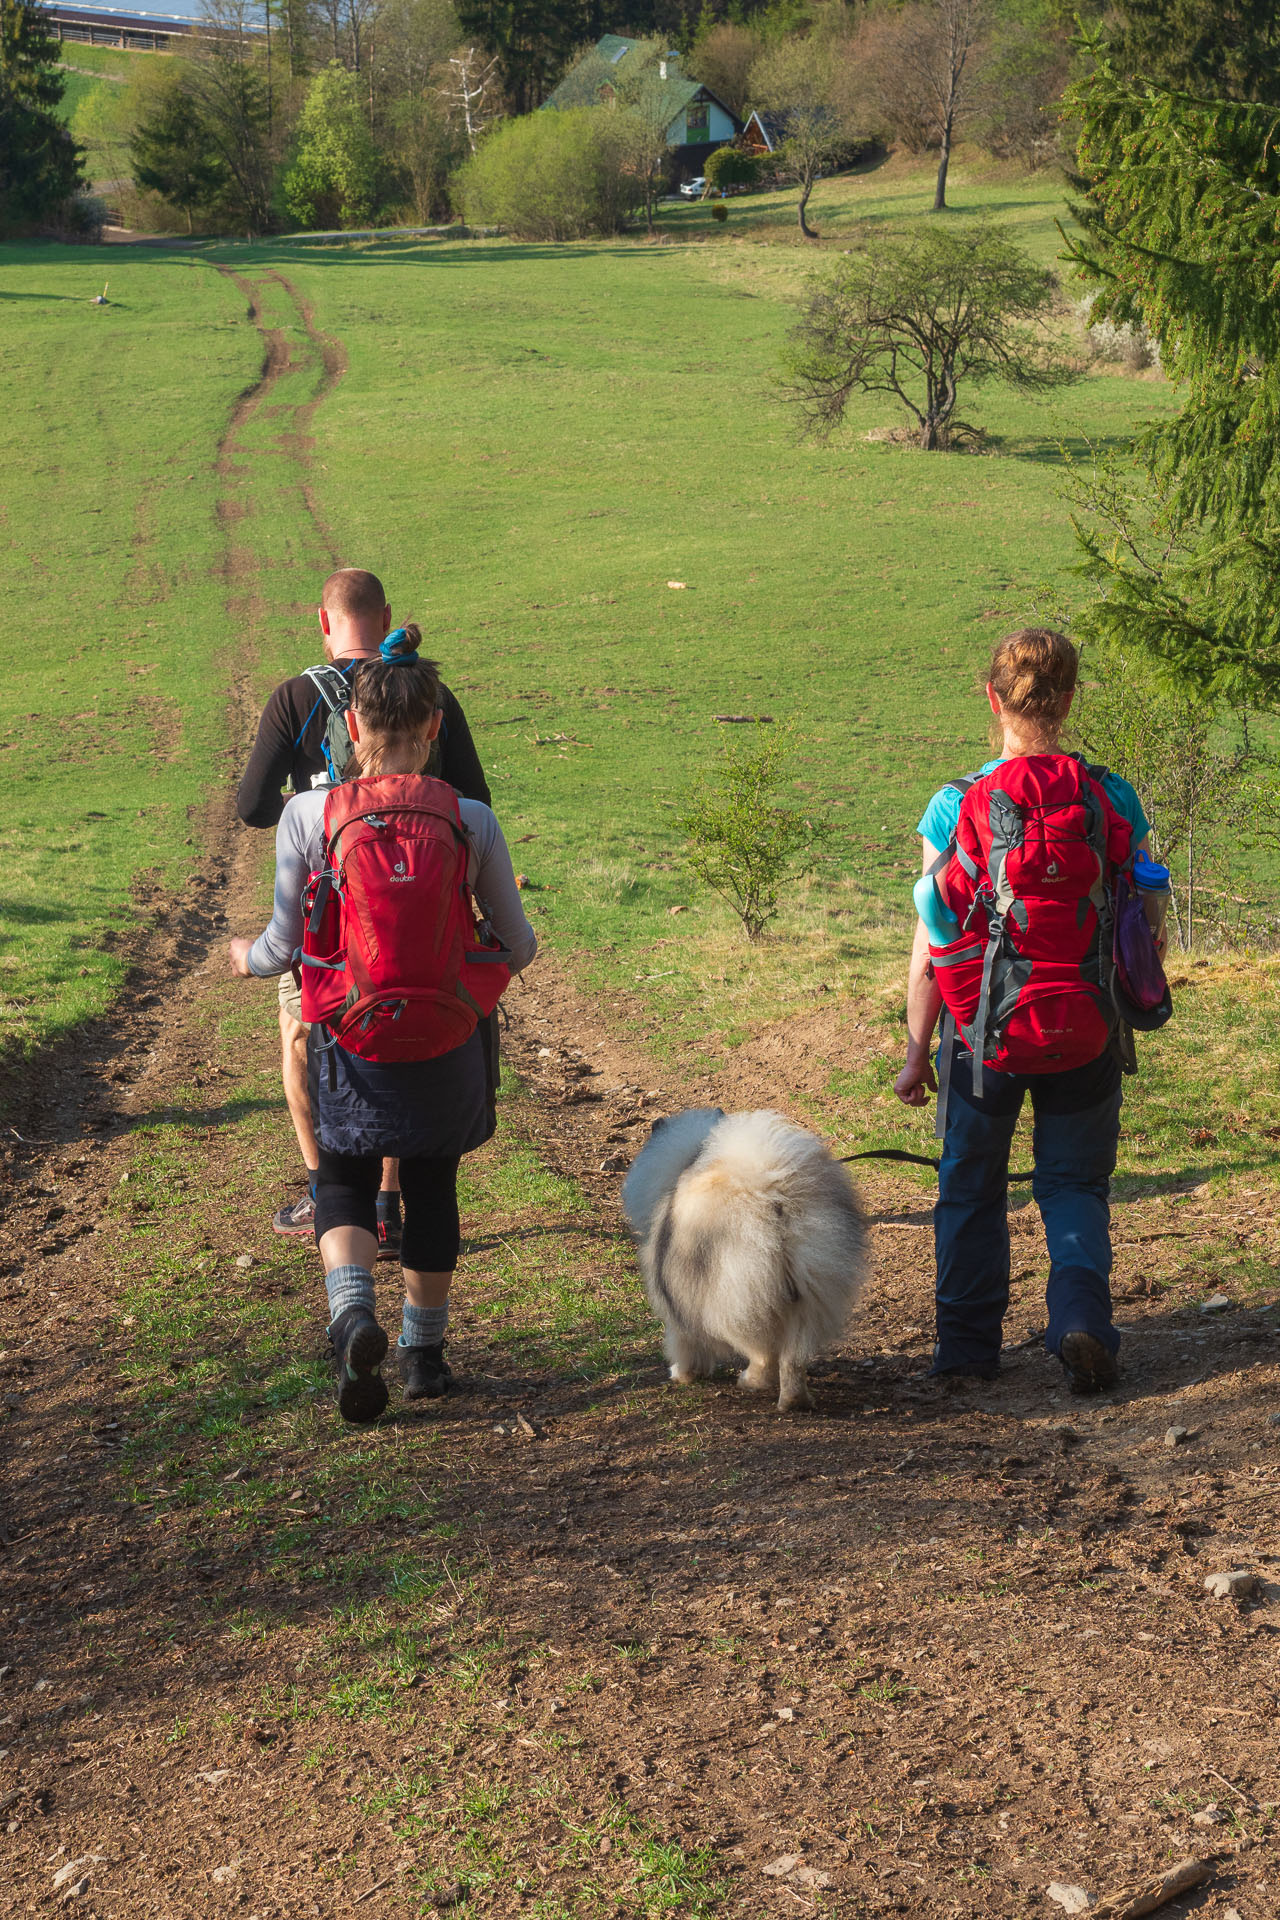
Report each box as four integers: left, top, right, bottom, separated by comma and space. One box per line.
236, 568, 491, 1245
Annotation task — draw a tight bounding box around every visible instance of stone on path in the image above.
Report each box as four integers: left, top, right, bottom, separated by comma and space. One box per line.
1203, 1569, 1261, 1599
1046, 1884, 1094, 1914
52, 1858, 101, 1890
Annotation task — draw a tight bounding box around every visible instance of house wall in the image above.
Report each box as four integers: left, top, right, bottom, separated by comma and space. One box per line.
707, 101, 737, 142
666, 99, 737, 146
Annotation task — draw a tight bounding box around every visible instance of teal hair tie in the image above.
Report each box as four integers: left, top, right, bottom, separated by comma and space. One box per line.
380, 628, 418, 663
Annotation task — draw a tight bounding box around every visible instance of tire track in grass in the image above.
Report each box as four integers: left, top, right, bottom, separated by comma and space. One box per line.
207, 263, 349, 951
0, 265, 364, 1914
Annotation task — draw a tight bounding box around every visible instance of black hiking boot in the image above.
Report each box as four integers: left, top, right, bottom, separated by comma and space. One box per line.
330, 1309, 389, 1425
376, 1212, 403, 1264
399, 1341, 452, 1401
1059, 1330, 1119, 1396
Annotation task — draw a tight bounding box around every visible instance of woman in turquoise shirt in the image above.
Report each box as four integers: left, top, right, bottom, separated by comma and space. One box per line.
895, 628, 1155, 1394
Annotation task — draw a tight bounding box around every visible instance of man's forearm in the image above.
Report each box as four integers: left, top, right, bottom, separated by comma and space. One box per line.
237, 696, 293, 828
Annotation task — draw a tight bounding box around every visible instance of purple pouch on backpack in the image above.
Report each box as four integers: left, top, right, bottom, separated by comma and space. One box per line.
1113, 872, 1173, 1029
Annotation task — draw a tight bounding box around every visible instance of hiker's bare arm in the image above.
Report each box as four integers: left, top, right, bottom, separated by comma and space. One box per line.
895, 839, 944, 1109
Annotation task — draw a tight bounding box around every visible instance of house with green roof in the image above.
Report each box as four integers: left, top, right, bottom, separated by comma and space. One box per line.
542, 36, 741, 185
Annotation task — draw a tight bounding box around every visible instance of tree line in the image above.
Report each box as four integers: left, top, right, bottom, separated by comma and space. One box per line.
8, 0, 1280, 240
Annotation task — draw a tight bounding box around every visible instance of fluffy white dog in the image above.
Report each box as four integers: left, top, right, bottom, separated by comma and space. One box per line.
622, 1107, 868, 1413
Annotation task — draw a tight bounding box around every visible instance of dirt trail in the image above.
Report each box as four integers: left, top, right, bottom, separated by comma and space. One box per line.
2, 284, 1279, 1919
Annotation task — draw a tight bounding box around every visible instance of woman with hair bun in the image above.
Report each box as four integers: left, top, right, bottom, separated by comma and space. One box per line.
229, 627, 536, 1423
895, 629, 1161, 1395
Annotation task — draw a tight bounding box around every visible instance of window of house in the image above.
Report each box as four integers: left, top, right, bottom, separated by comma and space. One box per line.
686, 96, 710, 142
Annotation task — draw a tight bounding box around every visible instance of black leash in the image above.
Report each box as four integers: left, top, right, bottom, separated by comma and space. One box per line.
839, 1147, 1035, 1185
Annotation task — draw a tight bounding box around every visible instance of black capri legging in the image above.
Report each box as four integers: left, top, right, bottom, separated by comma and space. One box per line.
314, 1150, 462, 1271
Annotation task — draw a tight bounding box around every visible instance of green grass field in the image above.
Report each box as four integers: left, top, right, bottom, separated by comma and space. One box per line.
54, 40, 159, 127
4, 157, 1278, 1194
0, 246, 259, 1048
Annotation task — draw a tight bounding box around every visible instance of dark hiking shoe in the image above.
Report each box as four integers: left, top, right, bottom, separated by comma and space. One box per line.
399, 1341, 452, 1401
1059, 1330, 1119, 1396
376, 1213, 403, 1264
273, 1192, 316, 1238
330, 1311, 389, 1424
929, 1347, 999, 1383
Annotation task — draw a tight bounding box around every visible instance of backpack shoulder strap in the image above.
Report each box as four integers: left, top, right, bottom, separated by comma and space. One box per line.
302, 663, 355, 712
929, 774, 981, 880
294, 663, 356, 755
1070, 750, 1113, 787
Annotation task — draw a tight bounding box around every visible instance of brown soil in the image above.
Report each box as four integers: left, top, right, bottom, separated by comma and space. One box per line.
4, 895, 1279, 1919
2, 283, 1278, 1920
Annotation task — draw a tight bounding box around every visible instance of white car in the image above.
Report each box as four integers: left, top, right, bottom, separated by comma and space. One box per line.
679, 176, 706, 199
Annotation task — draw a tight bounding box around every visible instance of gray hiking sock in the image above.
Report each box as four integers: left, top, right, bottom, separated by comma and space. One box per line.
400, 1299, 449, 1350
325, 1264, 376, 1330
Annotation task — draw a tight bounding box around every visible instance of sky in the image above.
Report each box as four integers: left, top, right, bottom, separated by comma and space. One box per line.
56, 0, 265, 27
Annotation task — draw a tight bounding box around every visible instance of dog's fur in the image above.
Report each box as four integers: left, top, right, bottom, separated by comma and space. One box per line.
622, 1107, 868, 1412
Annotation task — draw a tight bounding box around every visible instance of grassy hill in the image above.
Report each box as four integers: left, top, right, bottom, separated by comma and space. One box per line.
4, 160, 1278, 1183
53, 40, 163, 126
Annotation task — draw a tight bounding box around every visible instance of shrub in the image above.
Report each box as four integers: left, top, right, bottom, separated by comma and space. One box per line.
711, 199, 729, 223
283, 64, 385, 231
1073, 638, 1265, 949
705, 145, 760, 193
676, 726, 824, 942
1076, 294, 1161, 372
458, 106, 638, 240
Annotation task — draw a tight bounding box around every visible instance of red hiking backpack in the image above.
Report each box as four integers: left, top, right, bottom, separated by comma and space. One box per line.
927, 754, 1134, 1090
297, 774, 511, 1063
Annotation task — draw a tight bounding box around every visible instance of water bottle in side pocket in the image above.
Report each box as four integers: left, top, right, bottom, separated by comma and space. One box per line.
1133, 850, 1171, 937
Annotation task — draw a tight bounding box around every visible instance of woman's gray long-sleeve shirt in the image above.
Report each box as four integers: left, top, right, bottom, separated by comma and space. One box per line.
247, 787, 537, 980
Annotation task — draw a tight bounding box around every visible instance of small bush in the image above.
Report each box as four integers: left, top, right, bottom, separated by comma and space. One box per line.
705, 145, 760, 192
41, 193, 108, 242
458, 107, 639, 240
711, 200, 729, 223
1076, 294, 1161, 372
677, 726, 824, 941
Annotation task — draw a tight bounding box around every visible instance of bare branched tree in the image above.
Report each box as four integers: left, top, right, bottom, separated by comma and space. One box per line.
783, 220, 1077, 451
858, 0, 989, 210
751, 34, 848, 240
439, 44, 499, 154
613, 39, 677, 236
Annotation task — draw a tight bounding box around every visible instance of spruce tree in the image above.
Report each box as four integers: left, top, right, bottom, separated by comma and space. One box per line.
0, 0, 83, 231
130, 71, 228, 231
1106, 0, 1280, 105
1064, 39, 1280, 703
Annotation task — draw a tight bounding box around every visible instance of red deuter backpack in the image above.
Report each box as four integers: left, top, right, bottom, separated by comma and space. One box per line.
928, 754, 1133, 1089
297, 774, 511, 1062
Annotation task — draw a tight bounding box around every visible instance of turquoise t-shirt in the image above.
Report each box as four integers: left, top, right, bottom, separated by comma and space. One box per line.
916, 758, 1150, 852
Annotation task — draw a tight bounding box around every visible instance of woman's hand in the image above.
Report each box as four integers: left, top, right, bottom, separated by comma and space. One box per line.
227, 936, 255, 978
895, 1053, 938, 1108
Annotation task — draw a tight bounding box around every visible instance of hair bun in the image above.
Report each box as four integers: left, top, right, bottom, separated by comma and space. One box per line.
379, 627, 419, 665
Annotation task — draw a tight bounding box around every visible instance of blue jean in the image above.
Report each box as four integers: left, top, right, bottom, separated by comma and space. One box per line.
932, 1038, 1123, 1376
